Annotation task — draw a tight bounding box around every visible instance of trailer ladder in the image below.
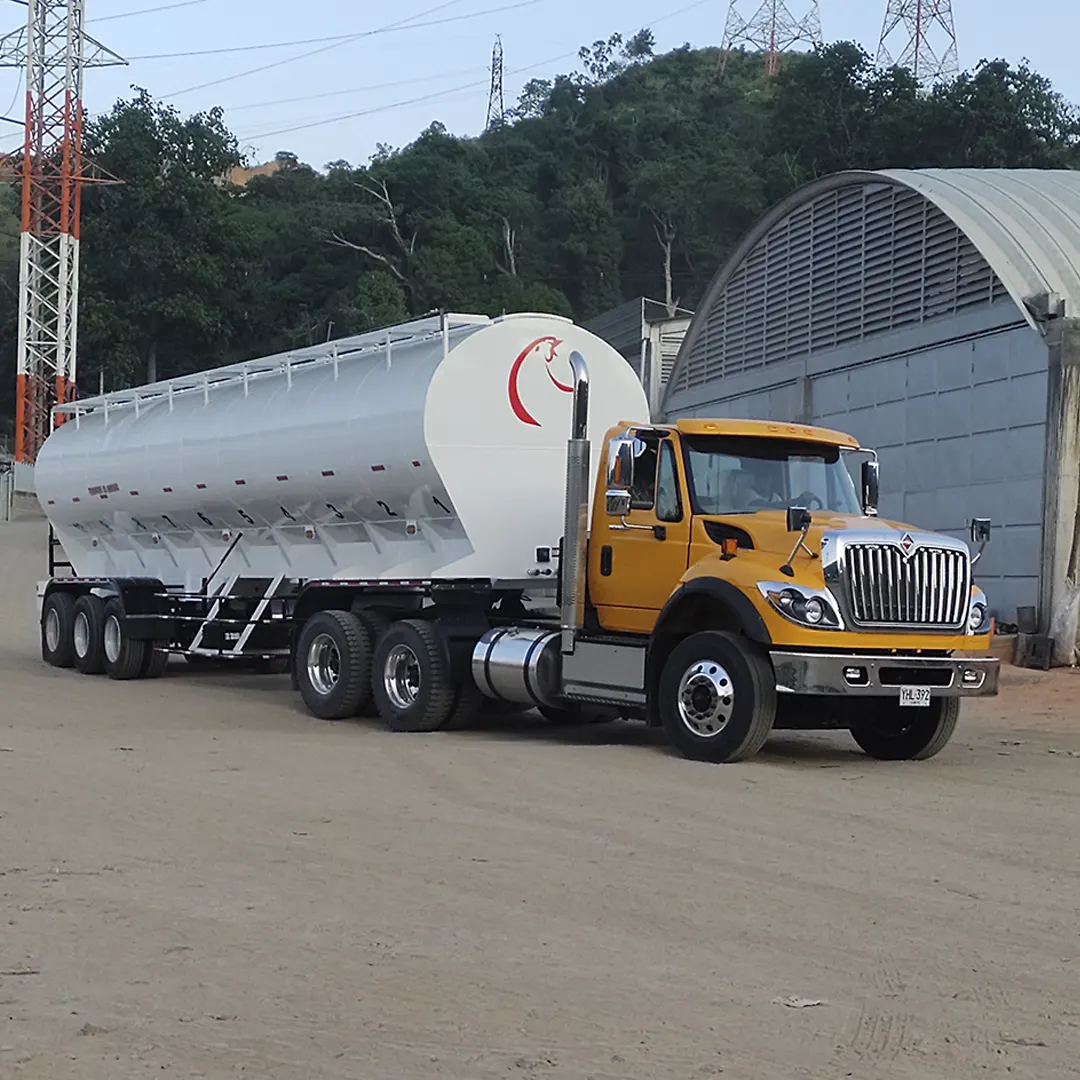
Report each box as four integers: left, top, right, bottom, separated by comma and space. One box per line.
231, 575, 286, 654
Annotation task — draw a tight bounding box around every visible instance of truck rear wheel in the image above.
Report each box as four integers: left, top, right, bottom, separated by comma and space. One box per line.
373, 619, 456, 733
102, 599, 148, 681
296, 610, 373, 720
41, 591, 76, 668
441, 680, 486, 731
140, 643, 171, 679
72, 595, 107, 675
850, 697, 960, 760
658, 631, 777, 764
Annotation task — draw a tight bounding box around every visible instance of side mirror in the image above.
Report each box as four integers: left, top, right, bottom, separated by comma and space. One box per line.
861, 459, 880, 518
607, 436, 638, 490
970, 518, 992, 544
605, 489, 632, 518
786, 506, 812, 534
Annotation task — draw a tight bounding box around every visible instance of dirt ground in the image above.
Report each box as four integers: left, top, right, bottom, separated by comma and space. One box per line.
1, 516, 1079, 1080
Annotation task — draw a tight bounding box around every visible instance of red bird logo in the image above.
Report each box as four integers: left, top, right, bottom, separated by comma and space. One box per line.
507, 336, 573, 427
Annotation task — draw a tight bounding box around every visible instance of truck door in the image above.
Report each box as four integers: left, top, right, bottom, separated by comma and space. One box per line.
589, 432, 692, 634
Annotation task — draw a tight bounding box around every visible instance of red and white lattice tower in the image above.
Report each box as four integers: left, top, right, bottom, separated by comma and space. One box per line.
877, 0, 959, 86
721, 1, 823, 76
0, 2, 122, 465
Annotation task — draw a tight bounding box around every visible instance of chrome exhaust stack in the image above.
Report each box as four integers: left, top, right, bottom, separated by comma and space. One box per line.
560, 351, 590, 654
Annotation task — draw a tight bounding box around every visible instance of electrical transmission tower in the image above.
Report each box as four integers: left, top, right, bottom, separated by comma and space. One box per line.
0, 2, 123, 467
486, 35, 505, 130
877, 0, 958, 86
721, 1, 823, 76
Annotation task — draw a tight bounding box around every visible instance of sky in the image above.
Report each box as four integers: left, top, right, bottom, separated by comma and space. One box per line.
0, 0, 1074, 169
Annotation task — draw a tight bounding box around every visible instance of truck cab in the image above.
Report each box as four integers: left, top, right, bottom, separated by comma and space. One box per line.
574, 418, 997, 761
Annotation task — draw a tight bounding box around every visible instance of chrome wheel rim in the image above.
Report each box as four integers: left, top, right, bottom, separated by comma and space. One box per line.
677, 660, 735, 738
45, 607, 62, 653
384, 644, 421, 710
306, 633, 340, 697
73, 611, 90, 658
103, 615, 122, 664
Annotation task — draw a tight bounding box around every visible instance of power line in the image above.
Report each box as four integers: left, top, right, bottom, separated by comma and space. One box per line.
233, 0, 713, 143
162, 0, 540, 99
237, 50, 577, 142
90, 0, 212, 22
224, 68, 489, 114
134, 0, 536, 60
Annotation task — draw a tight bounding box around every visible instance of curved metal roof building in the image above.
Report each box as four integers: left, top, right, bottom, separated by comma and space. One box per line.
662, 168, 1080, 662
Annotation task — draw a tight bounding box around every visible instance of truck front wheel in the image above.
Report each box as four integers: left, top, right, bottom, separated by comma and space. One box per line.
850, 697, 960, 760
658, 632, 777, 764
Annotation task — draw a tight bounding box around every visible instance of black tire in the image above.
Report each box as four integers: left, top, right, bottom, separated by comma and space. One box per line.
850, 697, 960, 761
372, 619, 456, 733
102, 599, 148, 681
41, 591, 76, 669
658, 631, 776, 764
72, 594, 107, 675
352, 609, 393, 715
353, 608, 392, 645
538, 704, 613, 726
140, 642, 170, 679
441, 678, 486, 731
295, 610, 372, 720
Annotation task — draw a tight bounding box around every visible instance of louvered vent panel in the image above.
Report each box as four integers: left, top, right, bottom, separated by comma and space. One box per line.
679, 181, 1008, 392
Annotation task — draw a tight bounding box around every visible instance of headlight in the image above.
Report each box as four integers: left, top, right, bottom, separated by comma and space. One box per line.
758, 583, 844, 630
803, 597, 826, 625
967, 592, 990, 635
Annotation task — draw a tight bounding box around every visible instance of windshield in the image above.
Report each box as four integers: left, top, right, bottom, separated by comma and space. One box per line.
683, 435, 862, 516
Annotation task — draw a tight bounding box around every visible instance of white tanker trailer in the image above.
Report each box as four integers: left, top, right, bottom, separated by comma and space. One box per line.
35, 311, 999, 764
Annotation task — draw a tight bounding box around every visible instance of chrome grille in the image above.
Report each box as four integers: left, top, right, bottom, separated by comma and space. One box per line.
843, 543, 970, 629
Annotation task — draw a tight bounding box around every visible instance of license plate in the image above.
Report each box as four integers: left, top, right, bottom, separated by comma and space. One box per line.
899, 686, 931, 708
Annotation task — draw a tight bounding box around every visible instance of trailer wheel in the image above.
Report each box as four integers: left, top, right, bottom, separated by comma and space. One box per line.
72, 595, 107, 675
296, 610, 372, 720
373, 620, 455, 733
658, 631, 776, 764
140, 643, 171, 679
41, 592, 77, 669
102, 599, 148, 681
850, 697, 960, 761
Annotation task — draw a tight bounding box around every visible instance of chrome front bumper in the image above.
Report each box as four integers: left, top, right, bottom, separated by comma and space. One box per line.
771, 651, 1000, 698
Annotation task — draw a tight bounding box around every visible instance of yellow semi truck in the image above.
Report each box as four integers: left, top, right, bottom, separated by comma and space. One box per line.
574, 415, 997, 762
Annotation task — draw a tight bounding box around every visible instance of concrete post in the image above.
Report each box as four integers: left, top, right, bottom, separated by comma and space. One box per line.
1040, 318, 1080, 666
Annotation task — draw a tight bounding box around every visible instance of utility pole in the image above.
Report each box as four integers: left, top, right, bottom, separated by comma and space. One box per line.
0, 2, 123, 468
721, 1, 823, 76
877, 0, 959, 86
486, 34, 504, 130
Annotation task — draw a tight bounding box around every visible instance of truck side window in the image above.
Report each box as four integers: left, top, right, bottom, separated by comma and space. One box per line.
630, 439, 659, 510
655, 441, 682, 522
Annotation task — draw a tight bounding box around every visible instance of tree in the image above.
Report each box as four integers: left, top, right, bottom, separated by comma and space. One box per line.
79, 89, 247, 388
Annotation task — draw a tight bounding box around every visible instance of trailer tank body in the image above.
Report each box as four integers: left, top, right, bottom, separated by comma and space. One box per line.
35, 314, 649, 591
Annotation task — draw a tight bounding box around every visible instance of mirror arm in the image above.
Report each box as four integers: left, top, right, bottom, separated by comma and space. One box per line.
780, 524, 817, 578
